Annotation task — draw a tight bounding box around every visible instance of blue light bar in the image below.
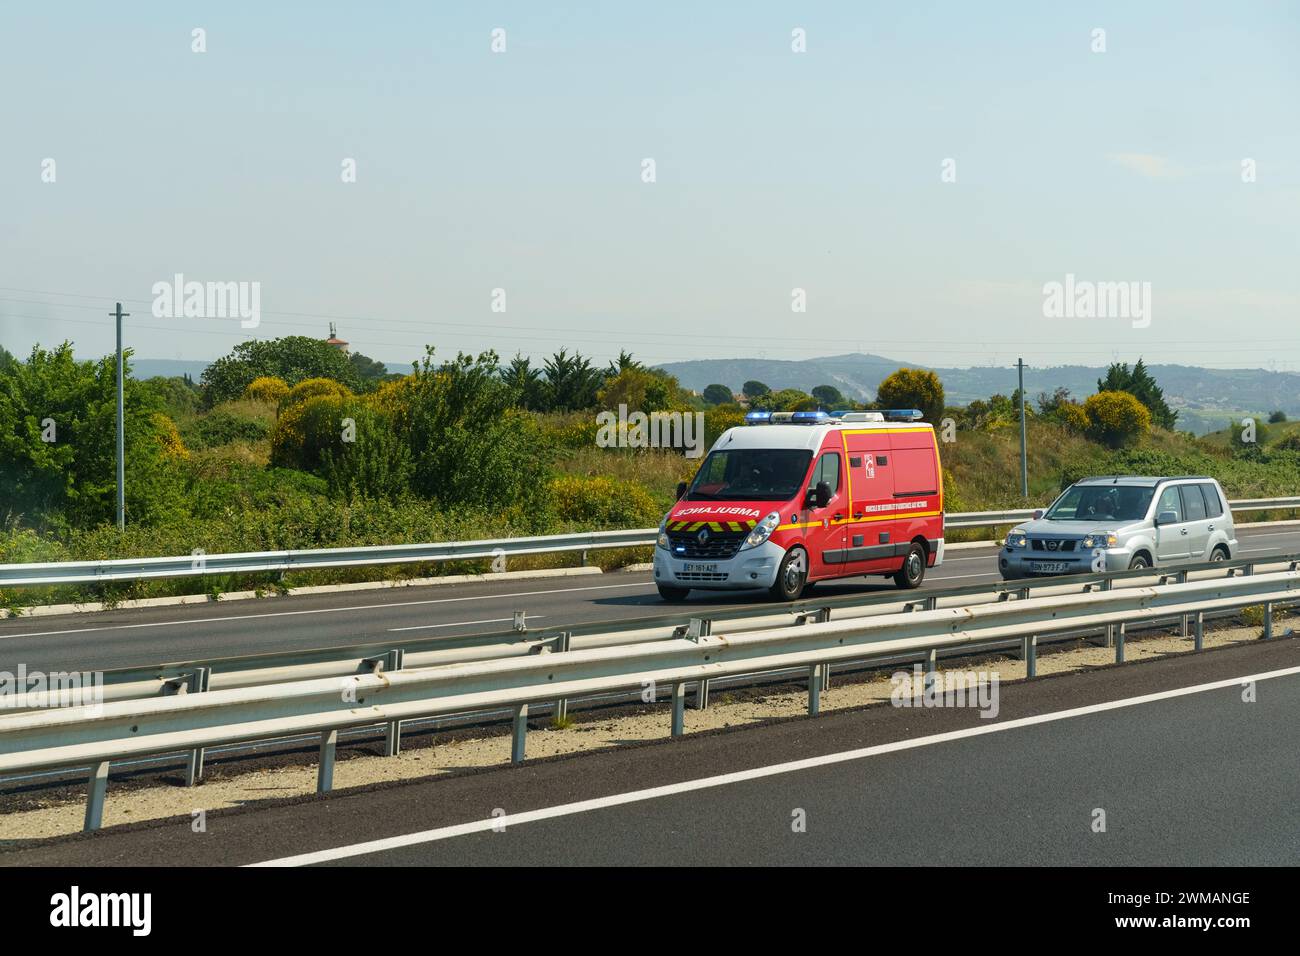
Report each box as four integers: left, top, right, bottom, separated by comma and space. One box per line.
882, 409, 923, 422
791, 410, 830, 424
744, 410, 772, 425
828, 409, 848, 418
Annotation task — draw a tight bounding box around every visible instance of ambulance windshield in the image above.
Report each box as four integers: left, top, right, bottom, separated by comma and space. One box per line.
685, 449, 813, 501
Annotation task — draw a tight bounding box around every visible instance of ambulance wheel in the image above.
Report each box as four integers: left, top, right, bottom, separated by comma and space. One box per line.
769, 547, 809, 601
893, 543, 926, 589
657, 584, 690, 602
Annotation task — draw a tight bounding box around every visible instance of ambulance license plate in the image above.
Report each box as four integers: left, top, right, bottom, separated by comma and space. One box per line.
683, 563, 718, 573
1030, 561, 1069, 573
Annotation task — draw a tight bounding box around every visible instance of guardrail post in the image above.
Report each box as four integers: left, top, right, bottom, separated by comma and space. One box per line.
808, 665, 823, 715
671, 682, 686, 737
686, 618, 712, 709
317, 729, 338, 794
925, 647, 938, 676
384, 649, 404, 756
1194, 610, 1204, 651
511, 704, 529, 763
184, 666, 211, 786
84, 761, 109, 832
1023, 635, 1037, 678
553, 632, 572, 722
1263, 602, 1274, 640
1177, 571, 1189, 637
1102, 579, 1116, 647
811, 608, 833, 690
1115, 623, 1126, 664
580, 550, 589, 567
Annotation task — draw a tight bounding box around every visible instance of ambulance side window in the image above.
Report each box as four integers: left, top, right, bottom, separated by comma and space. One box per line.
814, 453, 841, 495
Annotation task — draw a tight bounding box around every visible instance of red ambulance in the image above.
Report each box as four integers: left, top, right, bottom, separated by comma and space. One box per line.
654, 409, 945, 602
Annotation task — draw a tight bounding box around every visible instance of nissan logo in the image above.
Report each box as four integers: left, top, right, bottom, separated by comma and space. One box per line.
1046, 540, 1059, 551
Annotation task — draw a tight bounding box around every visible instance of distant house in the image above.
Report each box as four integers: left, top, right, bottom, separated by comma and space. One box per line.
325, 323, 349, 355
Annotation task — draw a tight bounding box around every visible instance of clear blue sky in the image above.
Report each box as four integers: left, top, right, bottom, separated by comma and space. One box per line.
2, 1, 1297, 371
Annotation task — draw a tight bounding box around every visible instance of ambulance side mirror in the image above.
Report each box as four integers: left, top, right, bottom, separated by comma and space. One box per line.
808, 481, 831, 509
675, 481, 688, 501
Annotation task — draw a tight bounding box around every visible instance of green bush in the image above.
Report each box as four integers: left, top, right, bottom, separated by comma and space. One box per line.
548, 475, 661, 528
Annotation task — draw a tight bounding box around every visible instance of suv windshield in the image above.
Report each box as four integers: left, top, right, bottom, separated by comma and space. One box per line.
1044, 483, 1156, 522
686, 449, 812, 502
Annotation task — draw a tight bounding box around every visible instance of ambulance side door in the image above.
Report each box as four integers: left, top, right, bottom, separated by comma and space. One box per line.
806, 449, 847, 579
843, 434, 898, 574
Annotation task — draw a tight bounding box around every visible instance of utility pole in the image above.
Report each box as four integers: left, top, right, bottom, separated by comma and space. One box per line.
1017, 357, 1028, 499
111, 302, 130, 530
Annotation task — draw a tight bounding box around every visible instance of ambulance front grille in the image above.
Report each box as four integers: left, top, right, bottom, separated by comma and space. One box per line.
666, 530, 746, 560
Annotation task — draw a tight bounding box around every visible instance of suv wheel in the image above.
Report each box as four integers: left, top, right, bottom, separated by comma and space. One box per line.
1128, 554, 1151, 571
1210, 546, 1229, 562
768, 547, 808, 601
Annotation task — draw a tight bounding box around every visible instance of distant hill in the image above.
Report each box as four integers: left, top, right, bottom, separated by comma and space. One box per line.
655, 353, 1300, 436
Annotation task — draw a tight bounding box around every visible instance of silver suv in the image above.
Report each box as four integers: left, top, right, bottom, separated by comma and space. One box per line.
999, 476, 1237, 579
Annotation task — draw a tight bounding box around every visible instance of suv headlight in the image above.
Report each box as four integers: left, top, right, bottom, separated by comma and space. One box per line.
1005, 531, 1028, 549
1082, 531, 1118, 549
741, 512, 781, 551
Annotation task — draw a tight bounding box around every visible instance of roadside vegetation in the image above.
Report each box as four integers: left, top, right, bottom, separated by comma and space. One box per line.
1, 339, 1297, 609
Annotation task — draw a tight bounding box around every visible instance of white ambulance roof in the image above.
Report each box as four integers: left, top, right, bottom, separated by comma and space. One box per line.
711, 421, 932, 453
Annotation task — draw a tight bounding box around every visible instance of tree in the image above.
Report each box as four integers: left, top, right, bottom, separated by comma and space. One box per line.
810, 385, 845, 408
702, 384, 733, 406
0, 343, 186, 529
874, 368, 945, 424
201, 336, 361, 405
541, 350, 603, 412
1083, 391, 1151, 448
348, 351, 393, 388
597, 366, 681, 413
603, 350, 644, 378
1096, 359, 1177, 429
1268, 410, 1287, 424
741, 380, 771, 401
499, 354, 545, 410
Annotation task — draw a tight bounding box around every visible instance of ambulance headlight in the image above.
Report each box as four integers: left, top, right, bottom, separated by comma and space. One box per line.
657, 520, 670, 550
742, 512, 781, 551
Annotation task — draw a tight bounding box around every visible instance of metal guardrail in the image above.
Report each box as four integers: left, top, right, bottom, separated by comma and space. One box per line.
16, 550, 1300, 718
2, 567, 1297, 830
1, 498, 1296, 589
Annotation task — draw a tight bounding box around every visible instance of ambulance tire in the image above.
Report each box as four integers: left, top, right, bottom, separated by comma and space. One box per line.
769, 547, 809, 601
657, 584, 691, 602
893, 542, 926, 589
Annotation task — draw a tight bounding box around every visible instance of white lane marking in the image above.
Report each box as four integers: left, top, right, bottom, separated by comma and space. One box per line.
929, 571, 1000, 580
388, 616, 545, 633
247, 664, 1300, 867
0, 584, 652, 640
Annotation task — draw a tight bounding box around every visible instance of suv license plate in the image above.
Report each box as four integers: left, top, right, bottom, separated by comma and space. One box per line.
1031, 561, 1069, 573
683, 563, 718, 573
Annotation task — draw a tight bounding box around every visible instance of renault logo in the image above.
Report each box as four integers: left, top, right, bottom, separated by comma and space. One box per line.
697, 528, 710, 544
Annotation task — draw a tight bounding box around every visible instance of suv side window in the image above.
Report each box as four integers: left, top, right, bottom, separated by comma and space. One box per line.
1156, 485, 1183, 522
1181, 484, 1207, 521
1200, 483, 1224, 518
815, 453, 841, 495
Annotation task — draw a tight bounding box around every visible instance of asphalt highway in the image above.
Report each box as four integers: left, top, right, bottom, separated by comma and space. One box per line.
5, 635, 1296, 866
2, 524, 1299, 673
